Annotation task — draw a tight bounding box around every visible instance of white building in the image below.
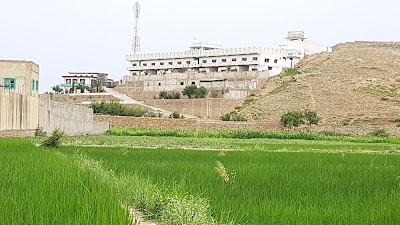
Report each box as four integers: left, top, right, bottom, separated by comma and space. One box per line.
61, 72, 109, 93
126, 31, 330, 78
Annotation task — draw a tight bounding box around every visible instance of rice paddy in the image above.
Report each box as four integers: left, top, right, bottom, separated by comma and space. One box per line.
3, 133, 400, 224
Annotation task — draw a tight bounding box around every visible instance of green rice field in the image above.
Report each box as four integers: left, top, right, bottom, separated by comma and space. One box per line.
3, 134, 400, 224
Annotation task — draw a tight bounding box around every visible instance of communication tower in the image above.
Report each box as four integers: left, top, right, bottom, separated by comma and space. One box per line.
132, 1, 141, 55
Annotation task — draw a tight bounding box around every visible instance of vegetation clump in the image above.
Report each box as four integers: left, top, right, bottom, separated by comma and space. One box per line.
42, 129, 64, 148
170, 111, 183, 119
182, 85, 207, 99
368, 129, 389, 137
90, 101, 148, 117
284, 68, 301, 76
220, 112, 247, 121
280, 110, 319, 129
159, 91, 181, 99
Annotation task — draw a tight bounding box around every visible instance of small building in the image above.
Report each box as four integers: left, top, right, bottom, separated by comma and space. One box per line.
60, 72, 109, 93
0, 60, 40, 131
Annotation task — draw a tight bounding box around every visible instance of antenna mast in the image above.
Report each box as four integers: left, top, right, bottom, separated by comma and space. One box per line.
132, 1, 141, 55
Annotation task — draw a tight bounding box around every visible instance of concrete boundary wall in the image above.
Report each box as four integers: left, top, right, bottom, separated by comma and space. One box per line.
0, 90, 39, 131
39, 96, 109, 135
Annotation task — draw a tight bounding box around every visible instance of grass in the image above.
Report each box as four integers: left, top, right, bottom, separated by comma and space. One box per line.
358, 84, 400, 97
268, 80, 293, 95
106, 128, 400, 144
48, 135, 400, 152
284, 68, 301, 76
0, 138, 130, 225
58, 146, 400, 224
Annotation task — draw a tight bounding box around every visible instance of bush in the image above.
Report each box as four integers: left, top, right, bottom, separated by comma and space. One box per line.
183, 85, 207, 99
280, 110, 319, 129
42, 129, 64, 148
160, 91, 181, 99
221, 112, 247, 121
34, 126, 47, 137
90, 101, 147, 117
280, 111, 305, 129
368, 129, 389, 137
170, 112, 181, 119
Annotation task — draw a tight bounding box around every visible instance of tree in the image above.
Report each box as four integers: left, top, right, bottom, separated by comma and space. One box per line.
51, 85, 63, 94
91, 80, 103, 93
280, 111, 305, 129
182, 85, 197, 99
182, 85, 207, 99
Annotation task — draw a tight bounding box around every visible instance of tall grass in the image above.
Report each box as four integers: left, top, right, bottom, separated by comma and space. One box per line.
0, 138, 130, 225
59, 146, 400, 224
107, 128, 400, 144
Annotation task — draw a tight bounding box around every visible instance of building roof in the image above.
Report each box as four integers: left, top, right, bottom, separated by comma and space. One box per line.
0, 60, 39, 66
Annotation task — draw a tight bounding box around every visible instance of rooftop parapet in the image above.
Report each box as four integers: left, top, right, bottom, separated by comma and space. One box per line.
127, 47, 289, 61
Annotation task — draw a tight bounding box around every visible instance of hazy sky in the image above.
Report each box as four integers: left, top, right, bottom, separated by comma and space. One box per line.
0, 0, 398, 92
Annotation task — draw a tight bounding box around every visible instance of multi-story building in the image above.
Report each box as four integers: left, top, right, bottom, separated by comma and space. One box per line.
121, 31, 330, 97
126, 31, 329, 78
61, 72, 110, 93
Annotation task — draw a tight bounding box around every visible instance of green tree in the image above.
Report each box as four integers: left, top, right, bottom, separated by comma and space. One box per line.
183, 85, 207, 99
51, 85, 63, 94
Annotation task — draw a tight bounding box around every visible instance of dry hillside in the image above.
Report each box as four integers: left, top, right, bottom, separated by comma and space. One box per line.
239, 42, 400, 135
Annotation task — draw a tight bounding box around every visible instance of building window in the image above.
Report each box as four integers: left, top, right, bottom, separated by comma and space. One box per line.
283, 57, 287, 60
143, 63, 148, 66
177, 61, 182, 65
290, 58, 293, 61
268, 67, 273, 70
202, 60, 207, 63
133, 63, 137, 66
192, 81, 196, 85
222, 59, 227, 62
151, 63, 156, 66
147, 83, 150, 86
73, 79, 78, 84
36, 80, 39, 91
252, 68, 258, 71
66, 79, 71, 84
186, 61, 191, 64
274, 59, 278, 64
3, 78, 16, 90
80, 79, 85, 85
232, 58, 237, 62
212, 59, 217, 63
32, 80, 35, 90
158, 83, 161, 86
160, 62, 165, 66
242, 58, 247, 61
253, 57, 258, 61
181, 82, 184, 85
265, 59, 270, 63
169, 62, 173, 65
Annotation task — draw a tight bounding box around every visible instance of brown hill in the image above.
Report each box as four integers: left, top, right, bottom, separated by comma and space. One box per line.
239, 42, 400, 135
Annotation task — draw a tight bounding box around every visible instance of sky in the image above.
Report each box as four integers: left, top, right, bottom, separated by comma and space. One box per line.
0, 0, 398, 92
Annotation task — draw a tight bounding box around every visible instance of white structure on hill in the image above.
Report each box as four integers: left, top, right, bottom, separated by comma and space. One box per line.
61, 72, 110, 93
126, 31, 330, 78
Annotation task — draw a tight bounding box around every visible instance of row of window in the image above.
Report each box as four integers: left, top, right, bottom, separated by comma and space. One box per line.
133, 57, 282, 67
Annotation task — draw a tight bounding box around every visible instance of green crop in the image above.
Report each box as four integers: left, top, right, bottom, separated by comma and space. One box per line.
59, 146, 400, 224
0, 138, 130, 225
107, 128, 400, 144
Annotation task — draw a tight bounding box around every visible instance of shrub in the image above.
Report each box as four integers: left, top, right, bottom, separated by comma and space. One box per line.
280, 111, 305, 129
285, 68, 301, 76
304, 110, 319, 126
34, 125, 47, 137
368, 129, 389, 137
42, 129, 64, 148
221, 112, 247, 121
170, 112, 181, 119
183, 85, 207, 99
90, 101, 147, 117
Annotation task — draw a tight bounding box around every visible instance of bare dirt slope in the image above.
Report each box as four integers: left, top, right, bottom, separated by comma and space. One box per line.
240, 42, 400, 135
